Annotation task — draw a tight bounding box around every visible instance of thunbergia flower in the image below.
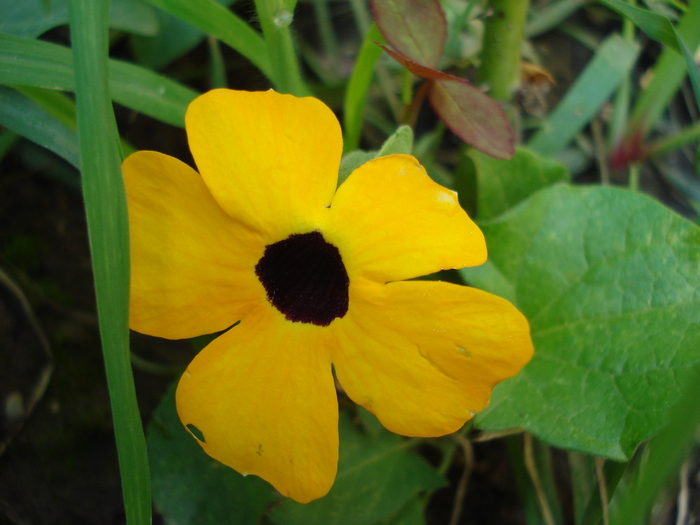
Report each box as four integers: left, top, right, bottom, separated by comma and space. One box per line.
124, 89, 533, 503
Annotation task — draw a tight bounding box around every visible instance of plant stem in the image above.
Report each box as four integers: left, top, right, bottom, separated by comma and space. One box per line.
647, 119, 700, 158
253, 0, 309, 96
207, 36, 227, 89
478, 0, 530, 101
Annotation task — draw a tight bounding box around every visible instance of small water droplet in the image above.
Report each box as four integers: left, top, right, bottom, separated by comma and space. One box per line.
241, 472, 248, 477
456, 345, 472, 358
469, 411, 476, 417
274, 10, 293, 28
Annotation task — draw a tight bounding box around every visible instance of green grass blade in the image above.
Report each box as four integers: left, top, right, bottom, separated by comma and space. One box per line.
609, 368, 700, 525
629, 0, 700, 133
0, 32, 197, 127
67, 1, 151, 523
527, 34, 640, 157
0, 85, 80, 167
343, 23, 384, 153
597, 0, 680, 52
142, 0, 273, 80
597, 0, 700, 110
253, 0, 308, 95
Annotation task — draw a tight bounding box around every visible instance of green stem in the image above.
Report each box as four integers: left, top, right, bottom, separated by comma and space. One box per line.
207, 36, 227, 89
68, 1, 150, 524
646, 120, 700, 158
349, 0, 372, 37
253, 0, 309, 96
312, 0, 339, 72
608, 0, 637, 146
343, 23, 385, 152
628, 163, 640, 190
478, 0, 530, 101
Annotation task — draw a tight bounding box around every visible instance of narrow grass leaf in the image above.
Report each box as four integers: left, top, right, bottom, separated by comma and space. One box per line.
467, 185, 700, 461
343, 23, 384, 153
629, 0, 700, 134
527, 34, 640, 157
0, 32, 198, 127
68, 1, 150, 523
0, 85, 79, 167
15, 85, 78, 129
371, 0, 446, 68
609, 365, 700, 525
142, 0, 273, 80
131, 0, 236, 70
600, 0, 700, 107
674, 27, 700, 110
597, 0, 679, 52
526, 0, 587, 38
0, 0, 159, 37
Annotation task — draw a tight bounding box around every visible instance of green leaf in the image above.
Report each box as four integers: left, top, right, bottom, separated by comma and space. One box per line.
68, 0, 150, 523
674, 26, 700, 111
0, 0, 159, 37
343, 23, 385, 153
609, 363, 700, 525
468, 146, 569, 220
371, 0, 447, 68
0, 32, 198, 127
148, 384, 277, 525
131, 0, 236, 70
527, 34, 640, 157
466, 185, 700, 460
597, 0, 679, 52
629, 0, 700, 134
339, 125, 414, 186
377, 125, 413, 157
141, 0, 273, 80
429, 78, 515, 159
0, 85, 80, 167
381, 45, 515, 160
269, 412, 445, 525
596, 0, 700, 109
377, 494, 428, 525
338, 150, 376, 187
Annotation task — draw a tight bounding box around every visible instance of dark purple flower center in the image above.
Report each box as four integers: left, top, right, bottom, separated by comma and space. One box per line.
255, 231, 349, 326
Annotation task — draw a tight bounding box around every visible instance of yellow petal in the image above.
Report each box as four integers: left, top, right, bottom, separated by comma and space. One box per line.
330, 278, 533, 437
324, 155, 485, 283
186, 89, 341, 242
124, 151, 264, 339
176, 304, 338, 503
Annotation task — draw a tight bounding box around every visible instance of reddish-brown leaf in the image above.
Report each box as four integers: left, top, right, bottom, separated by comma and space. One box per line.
371, 0, 446, 68
381, 45, 454, 81
429, 79, 515, 159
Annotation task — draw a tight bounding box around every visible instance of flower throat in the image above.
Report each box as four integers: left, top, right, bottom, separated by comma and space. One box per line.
255, 231, 349, 326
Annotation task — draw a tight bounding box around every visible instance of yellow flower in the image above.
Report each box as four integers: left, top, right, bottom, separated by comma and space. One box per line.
124, 89, 533, 503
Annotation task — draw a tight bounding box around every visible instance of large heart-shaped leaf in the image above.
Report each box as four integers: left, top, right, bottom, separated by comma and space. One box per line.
463, 185, 700, 460
468, 146, 569, 220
